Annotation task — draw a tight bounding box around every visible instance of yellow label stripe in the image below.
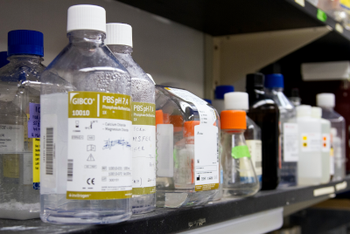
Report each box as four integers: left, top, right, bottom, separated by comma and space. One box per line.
195, 183, 219, 192
66, 190, 132, 200
32, 138, 40, 183
132, 186, 156, 195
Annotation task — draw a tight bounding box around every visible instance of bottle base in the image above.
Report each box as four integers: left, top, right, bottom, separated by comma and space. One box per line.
223, 187, 258, 198
156, 189, 218, 208
41, 210, 132, 224
132, 194, 156, 215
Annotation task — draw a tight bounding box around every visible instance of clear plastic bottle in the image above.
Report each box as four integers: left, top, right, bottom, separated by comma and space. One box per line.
246, 73, 280, 190
224, 92, 262, 188
106, 23, 155, 214
288, 88, 302, 107
296, 105, 323, 185
311, 107, 330, 184
212, 85, 234, 114
0, 30, 44, 219
221, 110, 259, 197
155, 85, 221, 208
265, 74, 298, 187
0, 51, 9, 68
317, 93, 346, 180
40, 5, 132, 224
0, 30, 45, 219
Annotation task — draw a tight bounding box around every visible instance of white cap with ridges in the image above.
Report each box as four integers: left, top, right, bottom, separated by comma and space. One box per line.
297, 105, 311, 117
105, 23, 133, 47
67, 5, 106, 33
311, 106, 322, 118
316, 93, 335, 108
224, 92, 249, 111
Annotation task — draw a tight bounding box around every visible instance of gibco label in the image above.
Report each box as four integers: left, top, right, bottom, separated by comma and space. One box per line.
66, 91, 132, 200
131, 102, 156, 195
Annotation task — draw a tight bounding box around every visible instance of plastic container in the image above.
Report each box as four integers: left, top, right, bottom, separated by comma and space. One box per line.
40, 5, 132, 224
311, 107, 330, 184
224, 92, 262, 188
265, 74, 298, 187
212, 85, 234, 114
317, 93, 346, 180
0, 51, 9, 68
221, 110, 259, 197
246, 73, 280, 190
296, 105, 323, 185
106, 23, 156, 214
0, 30, 45, 219
288, 88, 302, 107
155, 85, 221, 208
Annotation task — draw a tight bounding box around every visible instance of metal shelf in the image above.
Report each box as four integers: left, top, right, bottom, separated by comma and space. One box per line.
1, 177, 349, 233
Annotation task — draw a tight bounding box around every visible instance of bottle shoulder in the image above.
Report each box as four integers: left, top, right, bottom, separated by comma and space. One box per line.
0, 60, 45, 82
40, 44, 131, 94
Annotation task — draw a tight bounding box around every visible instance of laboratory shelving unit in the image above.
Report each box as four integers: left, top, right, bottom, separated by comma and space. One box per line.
0, 177, 349, 233
1, 0, 350, 233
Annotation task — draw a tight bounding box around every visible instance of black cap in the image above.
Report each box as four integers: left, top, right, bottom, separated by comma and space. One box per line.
291, 88, 299, 98
246, 73, 264, 89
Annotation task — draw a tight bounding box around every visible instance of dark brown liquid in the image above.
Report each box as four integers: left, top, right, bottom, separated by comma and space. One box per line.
247, 90, 280, 190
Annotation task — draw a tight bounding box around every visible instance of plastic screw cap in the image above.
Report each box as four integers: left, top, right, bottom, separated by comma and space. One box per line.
215, 85, 234, 99
246, 73, 265, 89
221, 110, 246, 130
311, 106, 322, 118
106, 23, 133, 47
296, 105, 311, 117
316, 93, 335, 108
265, 74, 284, 88
67, 4, 106, 33
8, 30, 44, 57
0, 51, 9, 68
156, 110, 164, 125
224, 92, 249, 111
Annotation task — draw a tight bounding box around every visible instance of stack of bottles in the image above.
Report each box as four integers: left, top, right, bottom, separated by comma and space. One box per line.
0, 3, 348, 226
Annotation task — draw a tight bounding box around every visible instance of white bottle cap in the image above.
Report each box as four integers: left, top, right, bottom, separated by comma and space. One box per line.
105, 23, 133, 47
316, 93, 335, 108
67, 5, 106, 33
224, 92, 249, 111
311, 106, 322, 118
296, 105, 311, 117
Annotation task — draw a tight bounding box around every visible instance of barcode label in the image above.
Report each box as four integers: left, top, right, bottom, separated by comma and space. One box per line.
45, 127, 54, 175
67, 159, 73, 181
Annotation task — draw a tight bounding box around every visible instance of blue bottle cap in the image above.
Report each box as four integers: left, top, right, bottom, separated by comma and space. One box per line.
0, 51, 9, 68
265, 74, 284, 88
204, 99, 212, 104
8, 30, 44, 57
215, 85, 234, 99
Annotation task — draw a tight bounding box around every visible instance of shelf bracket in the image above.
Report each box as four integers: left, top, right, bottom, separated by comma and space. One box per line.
205, 26, 331, 97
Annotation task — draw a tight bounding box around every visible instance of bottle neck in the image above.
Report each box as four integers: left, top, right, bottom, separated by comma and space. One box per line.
321, 106, 334, 111
8, 54, 43, 64
68, 30, 106, 47
107, 45, 133, 54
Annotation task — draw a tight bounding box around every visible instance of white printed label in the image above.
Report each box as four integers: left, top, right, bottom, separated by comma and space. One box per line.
301, 133, 321, 152
246, 140, 262, 177
283, 123, 299, 162
194, 125, 219, 190
67, 118, 132, 197
132, 125, 156, 189
165, 88, 216, 125
322, 133, 331, 152
0, 125, 24, 152
40, 114, 57, 191
156, 124, 174, 177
